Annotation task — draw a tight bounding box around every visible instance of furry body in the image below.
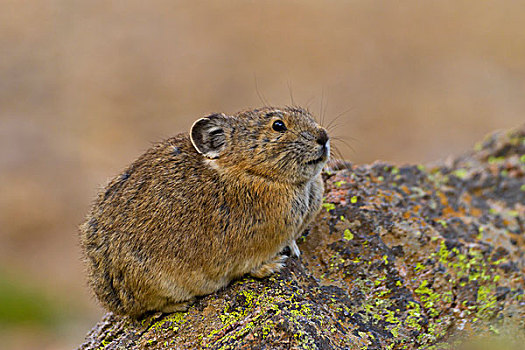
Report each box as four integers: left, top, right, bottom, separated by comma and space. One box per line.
80, 106, 329, 317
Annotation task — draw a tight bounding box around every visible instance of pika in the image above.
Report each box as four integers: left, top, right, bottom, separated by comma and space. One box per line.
80, 106, 329, 318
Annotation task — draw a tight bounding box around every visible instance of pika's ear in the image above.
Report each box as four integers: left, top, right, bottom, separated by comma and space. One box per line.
190, 113, 228, 159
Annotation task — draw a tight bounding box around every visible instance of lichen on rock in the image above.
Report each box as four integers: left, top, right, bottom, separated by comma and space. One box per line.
78, 126, 524, 350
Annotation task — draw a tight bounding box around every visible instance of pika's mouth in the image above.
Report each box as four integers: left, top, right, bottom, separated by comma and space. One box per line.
305, 146, 329, 166
305, 155, 326, 165
305, 138, 330, 166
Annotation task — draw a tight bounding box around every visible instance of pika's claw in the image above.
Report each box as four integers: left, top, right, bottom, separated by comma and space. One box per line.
288, 240, 301, 257
250, 255, 287, 278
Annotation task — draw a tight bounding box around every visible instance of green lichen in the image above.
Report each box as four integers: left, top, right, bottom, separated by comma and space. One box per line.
97, 333, 117, 350
98, 340, 110, 350
404, 302, 423, 332
382, 255, 389, 265
407, 239, 505, 343
150, 312, 187, 332
414, 280, 444, 318
437, 219, 448, 228
488, 156, 505, 164
322, 202, 336, 212
343, 229, 354, 241
452, 168, 468, 179
477, 226, 484, 239
199, 281, 327, 349
474, 142, 483, 151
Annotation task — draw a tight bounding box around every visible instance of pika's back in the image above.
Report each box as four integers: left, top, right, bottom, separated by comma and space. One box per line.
80, 106, 329, 317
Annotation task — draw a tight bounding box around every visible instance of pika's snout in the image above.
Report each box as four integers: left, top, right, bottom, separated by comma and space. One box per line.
316, 129, 329, 147
317, 129, 330, 159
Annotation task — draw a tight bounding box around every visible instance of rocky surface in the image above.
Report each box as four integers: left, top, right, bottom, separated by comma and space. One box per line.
78, 127, 524, 350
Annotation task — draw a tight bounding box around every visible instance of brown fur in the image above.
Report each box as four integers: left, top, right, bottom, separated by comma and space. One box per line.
79, 106, 329, 318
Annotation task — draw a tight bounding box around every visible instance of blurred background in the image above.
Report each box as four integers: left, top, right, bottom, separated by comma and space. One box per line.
1, 1, 524, 349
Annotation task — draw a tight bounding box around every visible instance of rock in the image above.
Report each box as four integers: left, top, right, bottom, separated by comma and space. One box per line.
78, 127, 525, 349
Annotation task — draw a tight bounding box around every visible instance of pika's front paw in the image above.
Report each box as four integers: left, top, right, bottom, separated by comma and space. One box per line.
250, 255, 287, 279
288, 240, 301, 257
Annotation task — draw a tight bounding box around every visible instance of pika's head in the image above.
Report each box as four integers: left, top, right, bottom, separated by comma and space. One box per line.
190, 106, 329, 183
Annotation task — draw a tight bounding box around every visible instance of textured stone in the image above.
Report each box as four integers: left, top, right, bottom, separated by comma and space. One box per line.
78, 126, 524, 350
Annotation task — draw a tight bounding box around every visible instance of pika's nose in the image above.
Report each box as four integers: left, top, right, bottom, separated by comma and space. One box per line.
316, 129, 329, 146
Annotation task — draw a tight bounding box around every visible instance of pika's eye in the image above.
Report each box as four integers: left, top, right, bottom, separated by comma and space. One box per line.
272, 120, 287, 132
